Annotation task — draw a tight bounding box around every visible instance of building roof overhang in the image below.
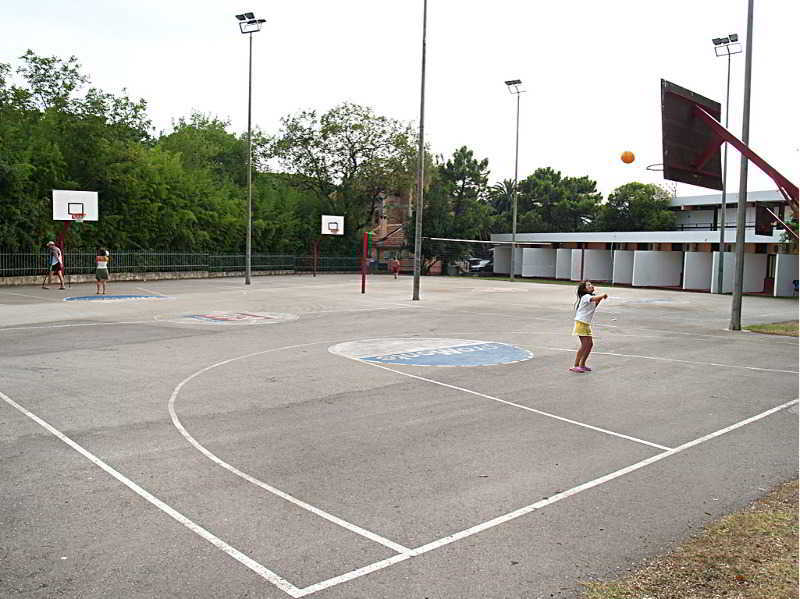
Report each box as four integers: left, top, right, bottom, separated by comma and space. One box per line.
491, 230, 784, 244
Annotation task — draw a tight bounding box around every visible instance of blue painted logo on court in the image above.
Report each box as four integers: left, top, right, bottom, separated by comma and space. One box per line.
329, 338, 533, 367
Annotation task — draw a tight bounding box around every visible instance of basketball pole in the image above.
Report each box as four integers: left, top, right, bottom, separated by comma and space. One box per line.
361, 231, 368, 294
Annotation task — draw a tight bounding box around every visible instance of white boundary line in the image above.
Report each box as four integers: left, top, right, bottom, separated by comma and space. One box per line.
0, 320, 154, 332
0, 290, 62, 301
167, 342, 412, 556
343, 356, 671, 451
538, 346, 799, 375
294, 398, 798, 596
135, 286, 165, 295
0, 389, 304, 598
3, 342, 796, 598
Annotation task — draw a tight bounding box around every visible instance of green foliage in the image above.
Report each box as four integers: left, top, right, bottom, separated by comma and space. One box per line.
268, 102, 417, 250
594, 182, 676, 231
509, 167, 602, 233
408, 146, 494, 270
0, 51, 686, 257
0, 52, 323, 253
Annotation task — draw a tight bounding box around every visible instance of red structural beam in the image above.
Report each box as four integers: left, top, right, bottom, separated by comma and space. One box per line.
692, 104, 798, 213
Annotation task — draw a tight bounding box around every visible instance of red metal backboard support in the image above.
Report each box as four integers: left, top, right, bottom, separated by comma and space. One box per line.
691, 104, 799, 212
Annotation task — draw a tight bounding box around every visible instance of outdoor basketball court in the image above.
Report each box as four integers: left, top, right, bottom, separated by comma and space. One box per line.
1, 275, 797, 598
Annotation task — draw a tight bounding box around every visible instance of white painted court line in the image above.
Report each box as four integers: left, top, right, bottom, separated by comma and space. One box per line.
135, 286, 165, 295
437, 304, 796, 343
0, 320, 154, 332
4, 345, 796, 598
305, 304, 412, 314
347, 357, 671, 451
0, 290, 63, 301
168, 342, 413, 556
539, 346, 799, 375
295, 397, 798, 597
0, 389, 304, 599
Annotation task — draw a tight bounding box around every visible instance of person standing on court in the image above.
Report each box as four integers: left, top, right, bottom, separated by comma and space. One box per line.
391, 257, 401, 279
95, 247, 110, 294
42, 241, 65, 290
571, 281, 607, 373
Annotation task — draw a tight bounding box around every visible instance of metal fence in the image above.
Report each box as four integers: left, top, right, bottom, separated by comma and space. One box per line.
0, 251, 361, 278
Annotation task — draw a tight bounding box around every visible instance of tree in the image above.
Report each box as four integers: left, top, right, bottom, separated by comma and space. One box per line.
488, 179, 515, 214
0, 52, 154, 250
408, 147, 494, 272
268, 102, 417, 248
594, 182, 676, 231
493, 167, 602, 234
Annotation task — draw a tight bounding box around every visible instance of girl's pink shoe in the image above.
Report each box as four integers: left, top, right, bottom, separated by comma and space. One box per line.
580, 366, 592, 372
569, 367, 584, 373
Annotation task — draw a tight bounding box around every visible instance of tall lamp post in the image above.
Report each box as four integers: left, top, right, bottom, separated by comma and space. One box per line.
504, 79, 523, 281
235, 12, 266, 285
712, 33, 741, 294
412, 0, 427, 301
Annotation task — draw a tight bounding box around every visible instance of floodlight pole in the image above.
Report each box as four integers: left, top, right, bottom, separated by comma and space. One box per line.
713, 35, 740, 294
236, 12, 266, 285
505, 80, 523, 281
730, 0, 753, 331
246, 31, 253, 285
412, 0, 427, 301
716, 48, 730, 293
511, 91, 520, 282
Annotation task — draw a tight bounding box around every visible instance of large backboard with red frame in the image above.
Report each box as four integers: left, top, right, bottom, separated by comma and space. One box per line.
660, 79, 723, 190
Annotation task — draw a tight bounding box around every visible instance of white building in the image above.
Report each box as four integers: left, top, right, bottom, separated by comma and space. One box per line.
491, 190, 797, 297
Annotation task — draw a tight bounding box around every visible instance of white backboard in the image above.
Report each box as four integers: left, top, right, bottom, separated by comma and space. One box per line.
53, 190, 98, 221
321, 215, 344, 235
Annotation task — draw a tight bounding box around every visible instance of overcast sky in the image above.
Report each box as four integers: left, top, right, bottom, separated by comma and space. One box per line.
2, 0, 797, 199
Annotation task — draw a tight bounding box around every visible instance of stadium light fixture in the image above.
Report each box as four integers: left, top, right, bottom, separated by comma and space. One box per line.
711, 33, 741, 294
505, 78, 523, 281
235, 11, 267, 285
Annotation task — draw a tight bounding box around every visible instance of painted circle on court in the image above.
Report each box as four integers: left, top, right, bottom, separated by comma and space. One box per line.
64, 294, 171, 302
329, 338, 533, 367
178, 311, 299, 325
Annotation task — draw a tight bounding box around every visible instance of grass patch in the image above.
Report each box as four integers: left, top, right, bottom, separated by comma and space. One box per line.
744, 321, 799, 337
580, 480, 799, 599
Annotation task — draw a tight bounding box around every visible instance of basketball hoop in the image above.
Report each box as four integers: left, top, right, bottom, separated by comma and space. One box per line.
71, 213, 86, 221
646, 163, 664, 172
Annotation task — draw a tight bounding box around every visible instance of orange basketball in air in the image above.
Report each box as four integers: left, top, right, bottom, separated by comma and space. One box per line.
621, 151, 635, 164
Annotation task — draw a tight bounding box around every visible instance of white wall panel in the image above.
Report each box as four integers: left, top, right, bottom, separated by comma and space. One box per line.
494, 246, 510, 274
774, 254, 798, 297
570, 250, 582, 281
632, 251, 683, 287
711, 252, 767, 293
512, 247, 523, 276
683, 252, 712, 290
521, 248, 556, 278
584, 250, 612, 282
555, 248, 572, 279
612, 250, 634, 285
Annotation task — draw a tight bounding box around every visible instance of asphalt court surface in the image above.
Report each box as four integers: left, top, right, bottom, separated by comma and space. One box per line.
1, 275, 797, 598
